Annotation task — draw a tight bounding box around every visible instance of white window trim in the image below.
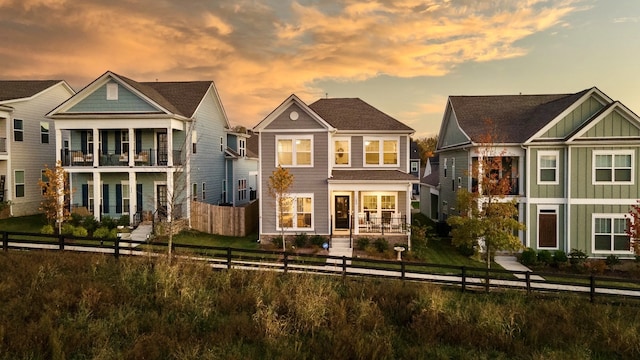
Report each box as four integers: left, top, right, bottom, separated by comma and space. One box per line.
192, 183, 198, 201
14, 119, 23, 142
239, 138, 246, 157
276, 193, 314, 231
14, 170, 25, 198
333, 137, 351, 167
202, 182, 206, 200
275, 135, 314, 168
411, 161, 419, 173
220, 136, 224, 152
592, 149, 634, 185
363, 137, 399, 167
87, 180, 104, 213
537, 150, 559, 185
106, 83, 118, 100
360, 192, 398, 217
238, 178, 247, 201
537, 205, 559, 250
40, 121, 50, 144
591, 213, 633, 254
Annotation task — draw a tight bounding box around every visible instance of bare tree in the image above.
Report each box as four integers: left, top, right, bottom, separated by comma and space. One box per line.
267, 165, 294, 252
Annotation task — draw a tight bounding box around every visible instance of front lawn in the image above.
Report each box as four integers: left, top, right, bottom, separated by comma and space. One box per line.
0, 214, 47, 232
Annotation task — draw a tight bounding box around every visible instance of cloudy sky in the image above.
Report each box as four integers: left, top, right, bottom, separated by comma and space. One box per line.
1, 0, 638, 137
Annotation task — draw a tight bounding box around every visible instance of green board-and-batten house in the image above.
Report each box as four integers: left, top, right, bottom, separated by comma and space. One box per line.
437, 87, 640, 257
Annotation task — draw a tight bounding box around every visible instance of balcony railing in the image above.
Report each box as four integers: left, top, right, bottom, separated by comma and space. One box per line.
61, 149, 183, 167
356, 213, 408, 234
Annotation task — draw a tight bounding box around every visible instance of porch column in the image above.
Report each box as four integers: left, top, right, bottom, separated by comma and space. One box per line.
128, 128, 135, 167
92, 128, 99, 167
166, 169, 173, 222
354, 190, 360, 235
129, 170, 136, 224
167, 128, 173, 167
93, 171, 101, 220
406, 183, 412, 251
55, 128, 62, 164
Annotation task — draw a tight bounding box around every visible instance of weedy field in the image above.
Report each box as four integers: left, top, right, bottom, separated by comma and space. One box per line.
1, 250, 639, 359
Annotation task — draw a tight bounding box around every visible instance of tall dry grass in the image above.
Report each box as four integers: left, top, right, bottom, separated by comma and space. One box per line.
1, 251, 639, 359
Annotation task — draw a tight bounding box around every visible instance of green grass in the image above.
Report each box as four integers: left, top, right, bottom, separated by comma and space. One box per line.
0, 214, 47, 232
2, 251, 640, 359
171, 228, 260, 249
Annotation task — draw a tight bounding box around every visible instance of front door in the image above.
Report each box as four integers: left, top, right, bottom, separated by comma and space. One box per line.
538, 211, 557, 248
335, 195, 350, 229
157, 184, 167, 219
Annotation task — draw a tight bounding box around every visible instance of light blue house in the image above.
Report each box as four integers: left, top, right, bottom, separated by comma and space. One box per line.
48, 71, 236, 225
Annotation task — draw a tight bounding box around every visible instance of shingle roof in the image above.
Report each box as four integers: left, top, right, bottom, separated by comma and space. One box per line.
117, 74, 212, 118
450, 89, 591, 143
246, 134, 259, 158
421, 164, 439, 187
0, 80, 62, 102
330, 170, 418, 182
309, 98, 414, 132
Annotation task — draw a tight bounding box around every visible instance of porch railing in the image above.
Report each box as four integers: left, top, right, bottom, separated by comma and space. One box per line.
61, 149, 183, 167
357, 213, 408, 234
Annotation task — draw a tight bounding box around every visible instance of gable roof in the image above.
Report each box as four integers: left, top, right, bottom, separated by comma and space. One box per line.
309, 98, 414, 132
246, 133, 259, 158
0, 80, 68, 102
118, 74, 212, 118
448, 89, 591, 144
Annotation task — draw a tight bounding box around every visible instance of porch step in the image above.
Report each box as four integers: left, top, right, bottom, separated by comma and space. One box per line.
328, 238, 352, 265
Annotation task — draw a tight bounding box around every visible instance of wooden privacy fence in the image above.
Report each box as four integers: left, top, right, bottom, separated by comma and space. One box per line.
190, 200, 258, 237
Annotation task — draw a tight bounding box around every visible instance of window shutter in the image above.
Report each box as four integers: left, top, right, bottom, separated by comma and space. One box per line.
115, 130, 121, 155
116, 184, 122, 213
103, 184, 109, 214
81, 132, 87, 153
82, 184, 88, 208
101, 131, 108, 155
135, 130, 142, 153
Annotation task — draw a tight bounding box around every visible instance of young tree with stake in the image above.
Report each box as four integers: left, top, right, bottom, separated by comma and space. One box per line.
267, 165, 294, 252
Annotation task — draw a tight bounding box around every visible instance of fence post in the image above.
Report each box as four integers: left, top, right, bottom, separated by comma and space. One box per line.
114, 235, 120, 259
283, 252, 288, 274
461, 266, 466, 292
342, 256, 347, 277
590, 275, 595, 303
58, 234, 65, 250
401, 261, 405, 280
526, 272, 531, 295
2, 231, 7, 252
227, 248, 232, 269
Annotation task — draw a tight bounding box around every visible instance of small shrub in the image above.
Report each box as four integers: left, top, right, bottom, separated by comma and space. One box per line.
69, 213, 84, 226
72, 226, 88, 238
519, 248, 537, 266
552, 250, 568, 267
373, 237, 389, 253
309, 235, 326, 247
271, 236, 284, 249
605, 254, 621, 269
117, 215, 130, 227
100, 216, 117, 230
61, 223, 75, 235
293, 233, 309, 248
108, 228, 118, 240
356, 237, 370, 251
568, 248, 588, 267
82, 216, 99, 234
537, 250, 552, 266
40, 224, 55, 235
93, 226, 110, 239
411, 225, 429, 249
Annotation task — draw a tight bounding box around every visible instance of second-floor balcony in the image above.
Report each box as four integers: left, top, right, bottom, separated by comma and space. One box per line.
61, 149, 183, 167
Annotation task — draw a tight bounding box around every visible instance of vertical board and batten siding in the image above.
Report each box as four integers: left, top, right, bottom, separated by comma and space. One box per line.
10, 83, 73, 216
190, 200, 258, 237
540, 97, 604, 138
529, 147, 566, 199
584, 110, 640, 138
570, 203, 633, 256
570, 146, 640, 199
190, 89, 228, 206
437, 149, 469, 220
68, 81, 159, 113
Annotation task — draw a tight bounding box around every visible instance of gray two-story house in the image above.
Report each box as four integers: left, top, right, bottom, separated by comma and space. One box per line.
437, 87, 640, 258
0, 80, 75, 216
253, 95, 417, 247
48, 71, 232, 225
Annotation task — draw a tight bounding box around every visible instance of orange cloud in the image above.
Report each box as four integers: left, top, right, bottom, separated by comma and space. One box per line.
0, 0, 584, 130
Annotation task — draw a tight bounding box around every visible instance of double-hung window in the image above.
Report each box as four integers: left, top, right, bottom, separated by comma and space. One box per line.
15, 170, 24, 198
538, 151, 559, 184
40, 122, 50, 144
14, 119, 23, 142
192, 183, 198, 201
593, 214, 631, 253
239, 138, 246, 157
238, 179, 247, 201
122, 183, 130, 215
276, 135, 312, 167
593, 150, 633, 184
277, 194, 313, 230
364, 137, 398, 166
334, 138, 350, 166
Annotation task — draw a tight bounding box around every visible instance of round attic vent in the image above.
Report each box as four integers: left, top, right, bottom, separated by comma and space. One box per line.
289, 111, 299, 120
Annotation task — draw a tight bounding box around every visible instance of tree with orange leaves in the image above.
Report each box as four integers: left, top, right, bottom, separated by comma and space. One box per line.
447, 119, 524, 269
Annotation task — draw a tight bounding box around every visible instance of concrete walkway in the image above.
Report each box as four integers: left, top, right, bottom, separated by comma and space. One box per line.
494, 255, 544, 281
327, 238, 352, 264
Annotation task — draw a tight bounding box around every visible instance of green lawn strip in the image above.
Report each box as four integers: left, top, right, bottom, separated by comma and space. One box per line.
537, 273, 640, 290
0, 214, 48, 232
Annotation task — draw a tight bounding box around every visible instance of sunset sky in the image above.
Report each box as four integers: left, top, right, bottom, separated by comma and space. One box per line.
1, 0, 638, 138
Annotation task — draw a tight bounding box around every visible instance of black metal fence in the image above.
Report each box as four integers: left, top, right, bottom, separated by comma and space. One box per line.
3, 230, 640, 303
